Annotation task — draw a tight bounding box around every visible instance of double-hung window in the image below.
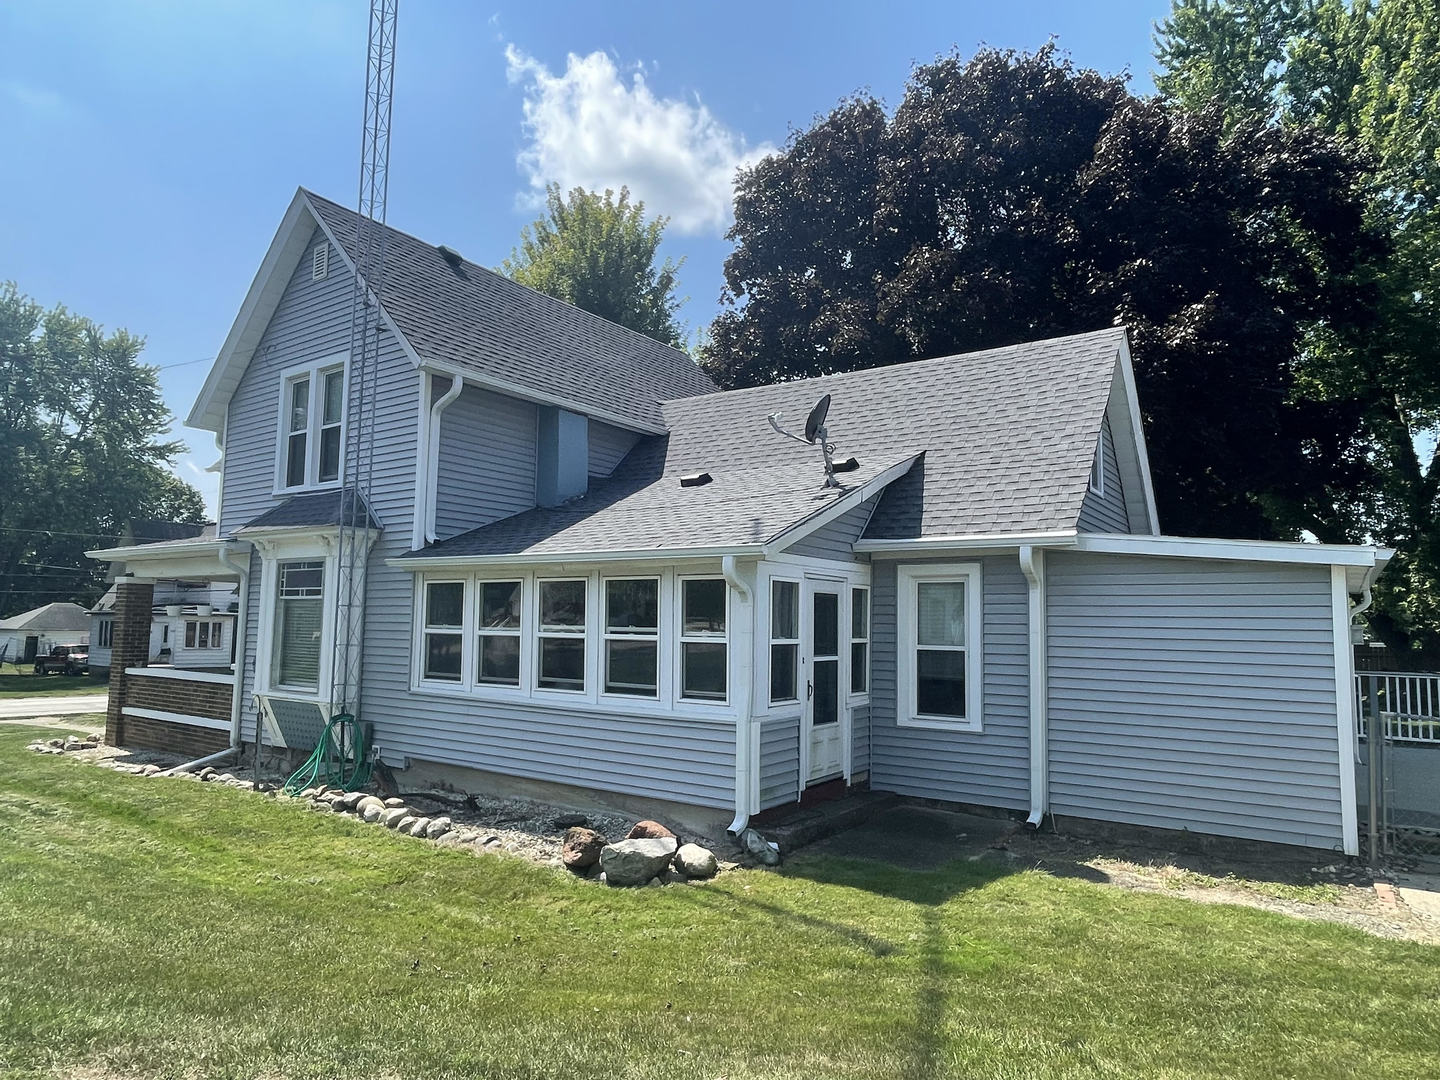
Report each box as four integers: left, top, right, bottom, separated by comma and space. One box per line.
477, 580, 523, 686
184, 620, 224, 650
850, 586, 870, 694
680, 577, 727, 702
279, 362, 345, 491
604, 578, 659, 697
274, 560, 325, 691
769, 579, 800, 705
97, 619, 113, 648
537, 579, 586, 692
422, 581, 464, 683
897, 564, 982, 730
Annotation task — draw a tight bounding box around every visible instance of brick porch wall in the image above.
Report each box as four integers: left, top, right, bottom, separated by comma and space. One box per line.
119, 715, 230, 758
104, 579, 154, 745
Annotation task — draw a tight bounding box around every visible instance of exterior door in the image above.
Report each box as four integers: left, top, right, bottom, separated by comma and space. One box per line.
804, 580, 845, 783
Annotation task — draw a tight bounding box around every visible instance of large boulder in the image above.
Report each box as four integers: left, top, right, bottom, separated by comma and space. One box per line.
674, 843, 718, 879
562, 827, 607, 872
626, 820, 677, 842
600, 837, 678, 887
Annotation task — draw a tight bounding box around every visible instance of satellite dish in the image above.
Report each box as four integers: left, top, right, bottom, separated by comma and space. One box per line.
803, 395, 831, 444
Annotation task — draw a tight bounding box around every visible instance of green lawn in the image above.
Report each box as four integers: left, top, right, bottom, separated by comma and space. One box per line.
1, 725, 1437, 1080
0, 669, 107, 696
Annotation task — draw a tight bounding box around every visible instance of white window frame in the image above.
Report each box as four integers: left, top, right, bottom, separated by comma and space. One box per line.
850, 584, 870, 699
475, 578, 525, 690
408, 567, 734, 718
1088, 437, 1104, 496
533, 576, 589, 696
269, 558, 328, 695
601, 576, 661, 701
896, 562, 983, 732
676, 574, 729, 705
767, 576, 801, 706
273, 353, 348, 495
252, 533, 337, 702
419, 578, 467, 686
183, 619, 225, 651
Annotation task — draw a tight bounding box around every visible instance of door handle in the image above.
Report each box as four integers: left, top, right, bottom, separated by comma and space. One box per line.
807, 679, 813, 701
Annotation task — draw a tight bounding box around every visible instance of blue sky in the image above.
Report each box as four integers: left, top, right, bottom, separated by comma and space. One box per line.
0, 0, 1172, 517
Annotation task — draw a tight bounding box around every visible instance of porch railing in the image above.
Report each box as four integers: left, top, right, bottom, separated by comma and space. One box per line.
1355, 671, 1440, 745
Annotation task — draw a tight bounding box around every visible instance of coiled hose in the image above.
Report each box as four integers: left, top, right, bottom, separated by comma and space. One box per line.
282, 714, 373, 795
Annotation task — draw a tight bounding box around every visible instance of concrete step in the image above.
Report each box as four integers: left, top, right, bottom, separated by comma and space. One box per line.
758, 790, 903, 854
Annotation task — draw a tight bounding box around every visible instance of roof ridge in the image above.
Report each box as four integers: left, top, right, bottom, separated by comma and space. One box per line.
299, 188, 705, 373
659, 326, 1126, 406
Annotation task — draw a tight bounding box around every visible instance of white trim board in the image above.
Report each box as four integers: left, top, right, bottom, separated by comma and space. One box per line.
1332, 564, 1360, 857
125, 667, 235, 686
1072, 533, 1391, 569
122, 707, 230, 732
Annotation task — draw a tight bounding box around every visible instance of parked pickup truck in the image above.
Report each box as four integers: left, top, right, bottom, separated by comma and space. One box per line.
33, 644, 89, 676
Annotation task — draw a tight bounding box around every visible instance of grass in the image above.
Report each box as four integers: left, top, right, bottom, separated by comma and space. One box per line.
0, 669, 106, 697
1, 725, 1437, 1080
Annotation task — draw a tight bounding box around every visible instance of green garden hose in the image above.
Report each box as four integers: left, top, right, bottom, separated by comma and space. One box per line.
282, 714, 374, 795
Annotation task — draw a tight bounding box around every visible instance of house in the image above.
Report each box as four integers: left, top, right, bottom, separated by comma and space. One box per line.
88, 188, 1391, 854
0, 602, 90, 666
89, 580, 238, 678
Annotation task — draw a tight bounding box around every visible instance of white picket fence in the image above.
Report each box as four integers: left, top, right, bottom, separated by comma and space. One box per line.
1356, 672, 1440, 745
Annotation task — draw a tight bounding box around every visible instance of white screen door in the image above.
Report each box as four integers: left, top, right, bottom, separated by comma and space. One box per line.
804, 580, 845, 782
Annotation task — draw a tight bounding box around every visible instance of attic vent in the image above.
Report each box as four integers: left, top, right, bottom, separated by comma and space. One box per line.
437, 245, 463, 269
830, 457, 860, 474
679, 472, 712, 488
312, 242, 329, 280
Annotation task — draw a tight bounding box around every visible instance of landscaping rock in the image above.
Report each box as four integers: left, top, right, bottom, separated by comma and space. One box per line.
553, 813, 588, 829
407, 817, 432, 837
674, 843, 718, 879
740, 828, 781, 866
199, 767, 218, 781
600, 837, 678, 887
383, 797, 407, 808
396, 815, 417, 833
434, 831, 468, 848
356, 795, 386, 816
562, 827, 607, 872
382, 809, 408, 829
425, 816, 453, 840
48, 738, 63, 748
76, 741, 98, 750
216, 773, 237, 785
140, 764, 162, 777
626, 819, 677, 841
360, 804, 384, 824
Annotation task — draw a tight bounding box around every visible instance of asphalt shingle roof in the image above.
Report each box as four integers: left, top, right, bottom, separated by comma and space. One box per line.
239, 489, 381, 532
304, 191, 718, 432
0, 602, 91, 633
408, 327, 1125, 559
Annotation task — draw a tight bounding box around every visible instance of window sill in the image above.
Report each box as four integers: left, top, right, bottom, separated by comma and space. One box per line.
897, 715, 983, 734
271, 480, 343, 499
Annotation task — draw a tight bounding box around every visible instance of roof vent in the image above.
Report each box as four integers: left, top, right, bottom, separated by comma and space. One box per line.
831, 456, 860, 474
437, 245, 464, 270
311, 242, 329, 281
679, 472, 712, 488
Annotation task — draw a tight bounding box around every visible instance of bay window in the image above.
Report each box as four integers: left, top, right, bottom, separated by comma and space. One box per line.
274, 560, 325, 691
897, 563, 982, 731
604, 578, 659, 697
537, 579, 586, 692
477, 580, 522, 686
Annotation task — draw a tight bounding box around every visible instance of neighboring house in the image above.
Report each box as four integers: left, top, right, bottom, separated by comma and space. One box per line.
89, 578, 238, 678
0, 602, 90, 665
89, 189, 1391, 855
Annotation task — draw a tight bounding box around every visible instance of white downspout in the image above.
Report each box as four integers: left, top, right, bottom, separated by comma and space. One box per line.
164, 542, 250, 775
1019, 545, 1048, 828
722, 555, 754, 836
424, 374, 464, 545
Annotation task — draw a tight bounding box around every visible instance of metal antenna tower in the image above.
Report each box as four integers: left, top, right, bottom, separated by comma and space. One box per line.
331, 0, 398, 721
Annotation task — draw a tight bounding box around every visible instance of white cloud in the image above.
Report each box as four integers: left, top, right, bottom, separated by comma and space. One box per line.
1, 80, 74, 118
504, 45, 772, 236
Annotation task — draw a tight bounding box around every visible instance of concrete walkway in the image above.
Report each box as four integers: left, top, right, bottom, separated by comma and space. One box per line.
0, 694, 108, 720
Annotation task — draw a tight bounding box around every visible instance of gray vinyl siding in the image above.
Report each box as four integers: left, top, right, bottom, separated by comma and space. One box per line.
588, 420, 641, 478
1077, 417, 1129, 533
759, 715, 800, 809
782, 496, 878, 561
851, 703, 870, 774
433, 385, 538, 540
225, 225, 733, 810
1045, 552, 1343, 849
868, 555, 1030, 810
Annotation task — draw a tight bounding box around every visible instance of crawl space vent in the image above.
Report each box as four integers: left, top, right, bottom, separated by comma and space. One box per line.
312, 242, 329, 281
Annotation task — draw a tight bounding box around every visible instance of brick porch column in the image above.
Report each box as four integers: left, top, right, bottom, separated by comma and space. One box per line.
104, 578, 154, 745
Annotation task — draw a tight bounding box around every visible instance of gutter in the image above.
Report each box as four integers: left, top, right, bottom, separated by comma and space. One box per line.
163, 542, 251, 776
721, 555, 754, 836
1019, 545, 1048, 828
424, 374, 464, 544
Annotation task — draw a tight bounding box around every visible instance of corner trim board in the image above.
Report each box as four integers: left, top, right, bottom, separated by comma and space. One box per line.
1332, 564, 1360, 857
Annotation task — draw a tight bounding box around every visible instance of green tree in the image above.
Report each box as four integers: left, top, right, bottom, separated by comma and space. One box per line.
502, 184, 687, 349
704, 46, 1384, 548
0, 282, 204, 619
1155, 0, 1440, 662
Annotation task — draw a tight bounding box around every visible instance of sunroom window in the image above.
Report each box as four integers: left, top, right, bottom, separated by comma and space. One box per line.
422, 580, 464, 682
537, 579, 586, 691
680, 577, 726, 702
851, 586, 869, 694
604, 578, 659, 697
769, 579, 799, 704
477, 580, 522, 686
